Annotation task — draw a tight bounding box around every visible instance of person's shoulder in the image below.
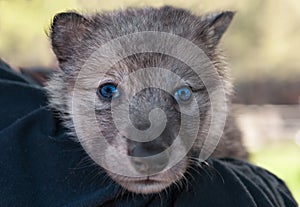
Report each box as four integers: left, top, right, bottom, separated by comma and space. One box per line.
0, 59, 49, 131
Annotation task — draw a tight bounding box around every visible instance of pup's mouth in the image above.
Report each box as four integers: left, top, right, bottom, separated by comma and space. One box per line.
132, 177, 165, 185
113, 175, 173, 194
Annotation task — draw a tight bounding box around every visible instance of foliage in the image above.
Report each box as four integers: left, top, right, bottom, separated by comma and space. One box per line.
0, 0, 300, 80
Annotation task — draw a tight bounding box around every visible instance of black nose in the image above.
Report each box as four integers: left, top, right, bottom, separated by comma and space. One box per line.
129, 143, 169, 174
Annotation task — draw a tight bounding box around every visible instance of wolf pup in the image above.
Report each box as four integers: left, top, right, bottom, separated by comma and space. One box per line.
46, 6, 248, 194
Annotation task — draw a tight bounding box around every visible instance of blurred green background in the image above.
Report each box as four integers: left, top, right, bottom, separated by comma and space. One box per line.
0, 0, 299, 203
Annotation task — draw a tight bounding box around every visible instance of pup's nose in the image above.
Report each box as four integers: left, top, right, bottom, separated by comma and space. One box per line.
129, 143, 169, 174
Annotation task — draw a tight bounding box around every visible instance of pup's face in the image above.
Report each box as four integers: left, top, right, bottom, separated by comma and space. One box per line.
48, 7, 234, 194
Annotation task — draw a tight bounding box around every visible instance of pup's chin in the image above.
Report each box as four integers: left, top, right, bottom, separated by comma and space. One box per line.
107, 159, 188, 194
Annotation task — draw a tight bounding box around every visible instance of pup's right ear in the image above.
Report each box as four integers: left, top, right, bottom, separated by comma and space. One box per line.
50, 12, 91, 62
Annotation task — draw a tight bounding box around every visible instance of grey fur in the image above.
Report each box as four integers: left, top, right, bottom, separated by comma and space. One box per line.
46, 6, 248, 194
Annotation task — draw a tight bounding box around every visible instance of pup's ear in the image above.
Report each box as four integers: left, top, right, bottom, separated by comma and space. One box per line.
50, 12, 91, 62
201, 11, 235, 47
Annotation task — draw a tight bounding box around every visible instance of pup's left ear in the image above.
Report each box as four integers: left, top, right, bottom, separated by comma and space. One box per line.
201, 11, 235, 47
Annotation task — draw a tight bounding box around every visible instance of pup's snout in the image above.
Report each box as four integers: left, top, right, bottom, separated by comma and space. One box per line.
126, 88, 179, 174
129, 143, 169, 174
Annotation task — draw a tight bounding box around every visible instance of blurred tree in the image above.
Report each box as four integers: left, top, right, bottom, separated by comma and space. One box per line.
0, 0, 299, 79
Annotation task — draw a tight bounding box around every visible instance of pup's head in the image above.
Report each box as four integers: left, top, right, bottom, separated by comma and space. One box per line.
47, 6, 235, 194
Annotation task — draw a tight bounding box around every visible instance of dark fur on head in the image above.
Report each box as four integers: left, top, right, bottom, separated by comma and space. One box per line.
46, 6, 248, 194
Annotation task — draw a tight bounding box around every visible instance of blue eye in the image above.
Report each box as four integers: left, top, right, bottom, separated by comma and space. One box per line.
97, 83, 120, 100
174, 86, 192, 102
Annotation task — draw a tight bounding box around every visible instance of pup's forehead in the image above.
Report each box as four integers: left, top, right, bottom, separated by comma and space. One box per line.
103, 53, 205, 88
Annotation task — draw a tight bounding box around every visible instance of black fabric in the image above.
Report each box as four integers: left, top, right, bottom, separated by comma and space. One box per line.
0, 59, 298, 207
